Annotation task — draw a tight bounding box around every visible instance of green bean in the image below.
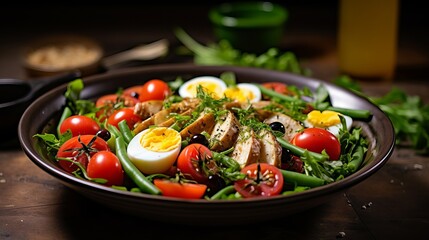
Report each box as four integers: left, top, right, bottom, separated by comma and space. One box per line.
257, 84, 305, 104
118, 120, 135, 144
347, 145, 365, 173
209, 185, 236, 200
327, 106, 372, 120
212, 151, 240, 171
106, 123, 123, 139
280, 169, 325, 188
276, 137, 329, 162
57, 106, 72, 137
115, 136, 161, 195
257, 84, 372, 120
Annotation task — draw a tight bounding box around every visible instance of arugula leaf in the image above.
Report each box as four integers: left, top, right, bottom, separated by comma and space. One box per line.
334, 76, 429, 155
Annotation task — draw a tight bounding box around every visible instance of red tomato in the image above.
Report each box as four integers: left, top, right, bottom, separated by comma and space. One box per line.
107, 108, 141, 130
56, 135, 110, 173
177, 143, 213, 184
87, 151, 124, 186
122, 85, 144, 98
291, 127, 341, 160
138, 79, 170, 102
95, 94, 139, 120
261, 82, 290, 95
153, 179, 207, 199
234, 163, 284, 198
59, 115, 100, 137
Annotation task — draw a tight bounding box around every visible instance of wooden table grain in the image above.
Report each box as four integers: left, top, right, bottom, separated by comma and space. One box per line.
1, 2, 428, 239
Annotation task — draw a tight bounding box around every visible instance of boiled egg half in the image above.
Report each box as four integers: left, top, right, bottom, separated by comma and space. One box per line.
303, 110, 353, 137
178, 76, 227, 99
224, 83, 262, 103
127, 127, 181, 174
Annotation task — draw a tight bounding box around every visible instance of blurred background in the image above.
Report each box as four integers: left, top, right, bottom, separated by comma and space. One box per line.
0, 0, 427, 83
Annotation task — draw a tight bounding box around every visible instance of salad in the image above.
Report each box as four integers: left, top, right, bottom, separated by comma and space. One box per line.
34, 72, 371, 200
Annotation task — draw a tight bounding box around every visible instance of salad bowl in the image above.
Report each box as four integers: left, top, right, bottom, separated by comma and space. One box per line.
18, 63, 395, 225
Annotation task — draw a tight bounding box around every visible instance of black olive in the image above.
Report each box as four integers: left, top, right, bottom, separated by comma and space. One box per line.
206, 174, 226, 197
130, 91, 139, 99
269, 121, 285, 134
189, 133, 209, 147
96, 129, 111, 141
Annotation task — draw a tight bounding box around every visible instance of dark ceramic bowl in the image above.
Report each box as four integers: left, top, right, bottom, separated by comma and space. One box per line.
18, 64, 395, 225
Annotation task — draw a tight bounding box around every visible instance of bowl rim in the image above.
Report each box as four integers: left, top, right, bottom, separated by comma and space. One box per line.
18, 63, 395, 221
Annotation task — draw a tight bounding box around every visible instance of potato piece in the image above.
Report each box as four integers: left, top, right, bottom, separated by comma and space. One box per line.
230, 126, 261, 169
258, 129, 282, 168
209, 110, 240, 152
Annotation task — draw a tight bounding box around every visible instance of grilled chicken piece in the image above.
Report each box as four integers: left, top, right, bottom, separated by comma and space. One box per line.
133, 98, 199, 134
180, 112, 216, 139
263, 112, 303, 141
230, 126, 261, 169
133, 100, 164, 120
252, 100, 285, 121
209, 110, 240, 152
133, 108, 171, 134
258, 129, 282, 168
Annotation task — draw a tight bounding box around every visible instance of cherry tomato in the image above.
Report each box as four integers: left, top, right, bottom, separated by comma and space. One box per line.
56, 135, 110, 173
261, 82, 290, 95
138, 79, 171, 102
234, 163, 284, 198
59, 115, 100, 137
291, 127, 341, 160
87, 151, 124, 186
177, 143, 213, 184
153, 179, 207, 199
95, 94, 139, 121
107, 108, 141, 130
122, 85, 144, 99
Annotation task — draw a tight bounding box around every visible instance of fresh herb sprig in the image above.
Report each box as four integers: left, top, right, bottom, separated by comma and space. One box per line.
334, 75, 429, 155
174, 27, 311, 76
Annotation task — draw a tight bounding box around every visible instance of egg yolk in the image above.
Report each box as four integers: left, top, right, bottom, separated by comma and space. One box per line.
186, 82, 223, 99
140, 127, 181, 152
307, 110, 341, 128
224, 87, 255, 103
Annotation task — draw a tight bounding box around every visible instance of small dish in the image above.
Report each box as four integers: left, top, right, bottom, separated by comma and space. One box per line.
22, 34, 104, 77
208, 1, 288, 53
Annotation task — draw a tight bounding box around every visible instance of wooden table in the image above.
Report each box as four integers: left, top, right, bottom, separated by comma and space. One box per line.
1, 2, 428, 239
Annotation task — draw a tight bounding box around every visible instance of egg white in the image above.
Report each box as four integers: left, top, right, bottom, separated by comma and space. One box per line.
224, 83, 262, 103
303, 113, 353, 137
178, 76, 227, 99
127, 129, 181, 174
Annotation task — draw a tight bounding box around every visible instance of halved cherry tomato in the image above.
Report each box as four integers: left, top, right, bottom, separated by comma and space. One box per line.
87, 151, 124, 186
59, 115, 100, 137
291, 127, 341, 160
176, 143, 212, 184
95, 94, 139, 121
56, 135, 110, 173
107, 108, 141, 130
138, 79, 171, 102
234, 163, 284, 198
153, 179, 207, 199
